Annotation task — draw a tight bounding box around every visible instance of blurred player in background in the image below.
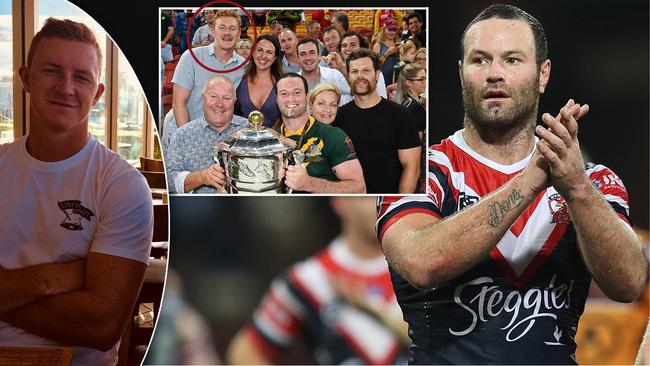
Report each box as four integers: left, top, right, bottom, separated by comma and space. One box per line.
227, 197, 409, 364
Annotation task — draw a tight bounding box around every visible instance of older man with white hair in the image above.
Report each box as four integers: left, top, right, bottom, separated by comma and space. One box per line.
162, 10, 246, 153
167, 76, 249, 194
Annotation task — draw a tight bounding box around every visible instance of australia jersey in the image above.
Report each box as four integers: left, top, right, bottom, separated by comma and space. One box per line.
376, 130, 631, 364
244, 237, 408, 364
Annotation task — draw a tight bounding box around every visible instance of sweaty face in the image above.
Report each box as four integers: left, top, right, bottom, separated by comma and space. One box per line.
340, 35, 360, 61
21, 38, 104, 133
214, 16, 240, 51
203, 79, 236, 130
253, 39, 276, 71
461, 18, 544, 132
347, 56, 378, 96
323, 30, 340, 53
297, 42, 320, 73
310, 90, 338, 124
277, 77, 308, 119
279, 31, 298, 56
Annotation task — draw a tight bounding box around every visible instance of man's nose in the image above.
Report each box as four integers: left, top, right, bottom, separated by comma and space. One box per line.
487, 61, 505, 83
54, 73, 75, 95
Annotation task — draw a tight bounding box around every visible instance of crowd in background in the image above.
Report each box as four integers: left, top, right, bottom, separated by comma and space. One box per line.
160, 8, 428, 194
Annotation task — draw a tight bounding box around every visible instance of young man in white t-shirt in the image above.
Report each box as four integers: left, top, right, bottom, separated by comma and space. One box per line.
0, 18, 152, 366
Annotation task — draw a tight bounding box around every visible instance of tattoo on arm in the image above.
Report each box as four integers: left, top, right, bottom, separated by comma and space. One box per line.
487, 189, 524, 227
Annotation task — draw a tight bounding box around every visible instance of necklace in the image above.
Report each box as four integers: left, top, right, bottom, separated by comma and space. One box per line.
282, 117, 313, 151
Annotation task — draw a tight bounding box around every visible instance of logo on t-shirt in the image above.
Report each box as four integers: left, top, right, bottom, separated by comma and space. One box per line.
58, 200, 95, 231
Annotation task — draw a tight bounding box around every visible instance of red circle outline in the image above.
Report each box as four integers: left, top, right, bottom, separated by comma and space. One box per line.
185, 0, 258, 74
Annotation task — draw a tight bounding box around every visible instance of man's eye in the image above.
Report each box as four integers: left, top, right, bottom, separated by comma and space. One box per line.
473, 57, 488, 65
506, 58, 520, 65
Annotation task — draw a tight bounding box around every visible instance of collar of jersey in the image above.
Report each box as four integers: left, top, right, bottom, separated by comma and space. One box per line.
282, 115, 315, 137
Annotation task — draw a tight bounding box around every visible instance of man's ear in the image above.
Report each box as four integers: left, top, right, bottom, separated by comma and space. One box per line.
92, 83, 105, 106
538, 59, 551, 94
18, 65, 31, 93
458, 60, 464, 88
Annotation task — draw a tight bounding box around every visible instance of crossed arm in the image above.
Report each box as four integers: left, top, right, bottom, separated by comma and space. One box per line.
0, 260, 84, 315
0, 253, 146, 351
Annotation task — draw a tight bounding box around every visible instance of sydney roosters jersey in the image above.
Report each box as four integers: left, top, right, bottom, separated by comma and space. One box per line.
376, 130, 631, 364
244, 237, 408, 365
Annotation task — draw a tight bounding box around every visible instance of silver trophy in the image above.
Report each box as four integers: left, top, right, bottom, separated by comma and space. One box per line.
213, 111, 295, 194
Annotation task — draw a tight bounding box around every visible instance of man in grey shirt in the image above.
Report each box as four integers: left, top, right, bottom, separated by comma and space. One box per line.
167, 76, 249, 194
191, 8, 215, 47
163, 9, 246, 152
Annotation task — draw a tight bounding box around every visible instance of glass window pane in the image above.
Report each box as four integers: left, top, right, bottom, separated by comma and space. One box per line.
117, 52, 145, 166
36, 0, 107, 145
0, 0, 12, 144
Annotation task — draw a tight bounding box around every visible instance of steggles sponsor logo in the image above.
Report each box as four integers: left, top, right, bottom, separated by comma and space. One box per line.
449, 274, 573, 342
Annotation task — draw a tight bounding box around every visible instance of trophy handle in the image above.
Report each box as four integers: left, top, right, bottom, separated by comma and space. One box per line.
216, 150, 236, 194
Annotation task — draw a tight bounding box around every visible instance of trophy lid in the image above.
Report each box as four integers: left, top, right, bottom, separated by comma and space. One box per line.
215, 111, 295, 157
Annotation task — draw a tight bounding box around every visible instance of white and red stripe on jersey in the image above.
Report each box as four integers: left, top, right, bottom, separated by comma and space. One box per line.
245, 237, 405, 365
377, 129, 631, 286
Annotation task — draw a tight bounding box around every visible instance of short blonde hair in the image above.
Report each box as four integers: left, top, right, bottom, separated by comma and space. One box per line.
214, 10, 241, 28
398, 41, 417, 59
414, 47, 426, 60
309, 83, 341, 105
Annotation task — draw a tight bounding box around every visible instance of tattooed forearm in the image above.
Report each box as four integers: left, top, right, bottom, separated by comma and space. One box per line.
487, 189, 524, 227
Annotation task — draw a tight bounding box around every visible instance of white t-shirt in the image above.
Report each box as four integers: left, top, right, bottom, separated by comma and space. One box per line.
0, 136, 153, 366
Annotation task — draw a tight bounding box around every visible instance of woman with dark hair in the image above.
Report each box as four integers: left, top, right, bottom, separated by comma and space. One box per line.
236, 34, 283, 127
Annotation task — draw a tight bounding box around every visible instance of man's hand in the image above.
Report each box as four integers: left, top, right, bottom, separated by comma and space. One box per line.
536, 99, 590, 200
201, 164, 226, 192
321, 53, 344, 74
383, 46, 397, 58
285, 164, 312, 192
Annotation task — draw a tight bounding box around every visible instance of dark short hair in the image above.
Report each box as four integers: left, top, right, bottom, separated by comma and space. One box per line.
346, 48, 380, 72
323, 26, 340, 38
28, 18, 102, 75
277, 72, 308, 94
307, 20, 320, 29
406, 13, 423, 24
297, 37, 320, 55
461, 4, 547, 68
341, 31, 368, 49
246, 34, 283, 82
332, 12, 349, 31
